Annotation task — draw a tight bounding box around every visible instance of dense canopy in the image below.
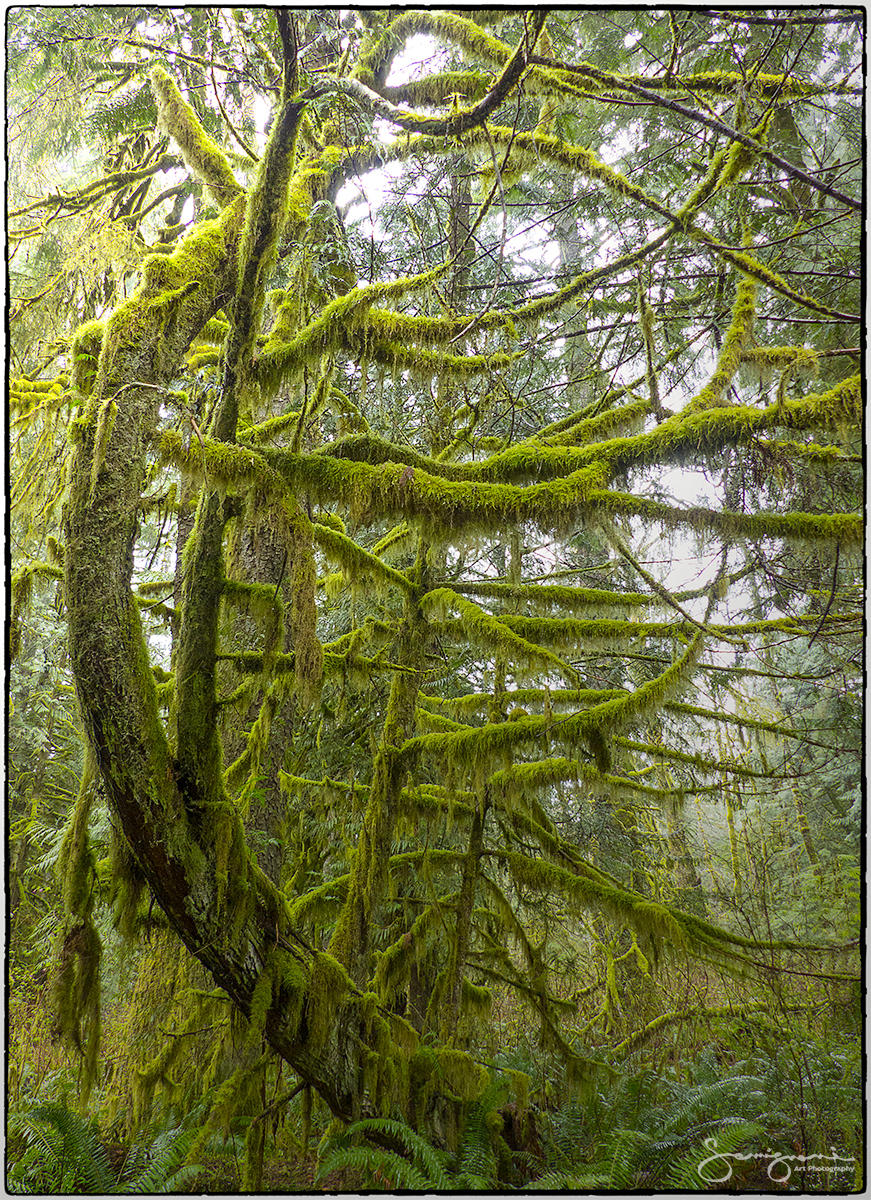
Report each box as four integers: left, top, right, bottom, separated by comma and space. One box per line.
8, 6, 862, 1192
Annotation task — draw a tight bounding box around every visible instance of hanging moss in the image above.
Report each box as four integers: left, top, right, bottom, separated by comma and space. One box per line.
589, 489, 861, 547
422, 588, 577, 682
434, 1046, 488, 1102
312, 520, 414, 595
52, 754, 102, 1104
304, 952, 350, 1053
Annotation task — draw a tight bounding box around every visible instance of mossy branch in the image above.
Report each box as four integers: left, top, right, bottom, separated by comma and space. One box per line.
150, 66, 243, 209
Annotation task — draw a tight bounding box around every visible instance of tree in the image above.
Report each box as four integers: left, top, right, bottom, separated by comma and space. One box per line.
9, 5, 861, 1158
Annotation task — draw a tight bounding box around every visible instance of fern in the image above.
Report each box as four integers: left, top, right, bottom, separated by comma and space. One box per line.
456, 1102, 498, 1189
7, 1103, 115, 1194
346, 1117, 453, 1190
6, 1103, 201, 1195
455, 1073, 512, 1189
662, 1119, 766, 1190
126, 1122, 201, 1193
316, 1116, 452, 1191
315, 1145, 431, 1190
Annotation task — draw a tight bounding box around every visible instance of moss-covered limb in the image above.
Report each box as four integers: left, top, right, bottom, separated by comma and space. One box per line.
547, 373, 862, 481
377, 69, 491, 109
614, 737, 770, 781
465, 124, 674, 224
9, 561, 65, 660
682, 269, 756, 415
10, 377, 73, 421
604, 520, 736, 642
618, 68, 859, 100
150, 66, 243, 209
421, 588, 578, 683
638, 278, 660, 414
9, 154, 182, 220
445, 580, 650, 611
303, 396, 644, 488
543, 395, 652, 448
611, 1000, 814, 1058
489, 848, 735, 973
158, 427, 289, 499
459, 612, 689, 647
238, 409, 304, 445
342, 331, 523, 381
286, 875, 350, 926
755, 438, 859, 466
415, 706, 476, 734
257, 262, 453, 388
60, 202, 396, 1126
529, 52, 861, 212
176, 83, 313, 781
418, 686, 629, 717
264, 443, 610, 533
218, 646, 413, 686
259, 221, 675, 393
491, 755, 715, 809
65, 190, 247, 837
355, 10, 513, 87
312, 521, 414, 596
692, 230, 859, 322
174, 488, 233, 810
309, 11, 547, 138
589, 489, 862, 548
665, 701, 840, 752
405, 617, 706, 774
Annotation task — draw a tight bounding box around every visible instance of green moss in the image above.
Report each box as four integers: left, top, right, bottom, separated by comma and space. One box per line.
150, 66, 242, 208
258, 261, 452, 393
694, 230, 857, 322
70, 320, 105, 397
590, 489, 862, 547
88, 396, 118, 502
305, 951, 350, 1052
681, 271, 756, 415
435, 1046, 488, 1102
312, 520, 414, 595
448, 579, 649, 610
422, 587, 577, 681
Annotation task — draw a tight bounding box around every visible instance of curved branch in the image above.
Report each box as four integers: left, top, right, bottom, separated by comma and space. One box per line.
302, 9, 547, 137
530, 52, 862, 213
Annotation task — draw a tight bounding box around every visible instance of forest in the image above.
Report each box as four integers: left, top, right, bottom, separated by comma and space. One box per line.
7, 6, 863, 1193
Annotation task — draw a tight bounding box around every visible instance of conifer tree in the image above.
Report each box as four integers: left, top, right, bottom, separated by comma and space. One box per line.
9, 7, 861, 1144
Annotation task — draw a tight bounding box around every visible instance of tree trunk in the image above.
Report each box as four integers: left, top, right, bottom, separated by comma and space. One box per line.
61, 201, 385, 1123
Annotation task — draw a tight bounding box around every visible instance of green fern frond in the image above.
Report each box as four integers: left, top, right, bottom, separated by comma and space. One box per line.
315, 1144, 430, 1190
341, 1117, 453, 1190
